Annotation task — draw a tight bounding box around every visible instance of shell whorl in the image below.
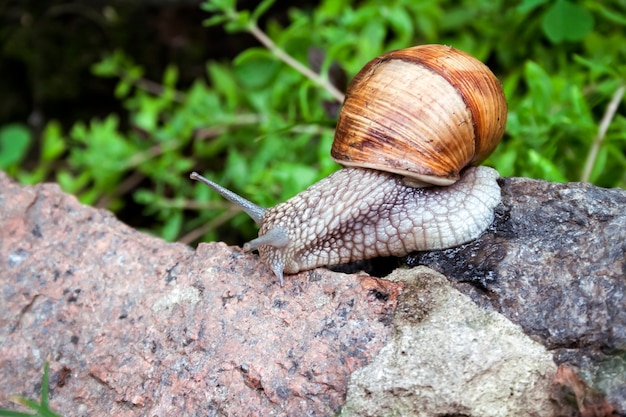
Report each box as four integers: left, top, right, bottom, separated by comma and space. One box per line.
255, 166, 501, 278
331, 44, 507, 186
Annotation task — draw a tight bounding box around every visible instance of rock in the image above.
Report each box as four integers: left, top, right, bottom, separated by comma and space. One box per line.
341, 266, 558, 417
1, 171, 624, 416
0, 172, 398, 416
552, 364, 619, 417
406, 176, 626, 413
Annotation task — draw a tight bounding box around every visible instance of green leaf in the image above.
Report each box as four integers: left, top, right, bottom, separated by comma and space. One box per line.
595, 3, 626, 26
129, 95, 160, 132
251, 0, 276, 22
161, 211, 183, 241
384, 6, 413, 43
517, 0, 549, 14
91, 53, 118, 77
528, 149, 568, 182
224, 148, 249, 190
41, 121, 66, 161
523, 61, 553, 115
207, 62, 239, 110
273, 162, 318, 198
588, 145, 608, 183
163, 65, 179, 88
492, 147, 518, 178
224, 10, 251, 33
114, 79, 132, 98
203, 15, 229, 27
0, 124, 31, 168
200, 0, 235, 13
542, 0, 594, 43
41, 362, 50, 409
14, 398, 41, 412
56, 170, 91, 195
358, 20, 386, 58
0, 408, 36, 416
234, 48, 281, 89
573, 54, 616, 78
0, 362, 61, 417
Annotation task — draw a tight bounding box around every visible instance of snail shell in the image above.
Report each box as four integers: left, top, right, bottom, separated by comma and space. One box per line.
331, 44, 507, 186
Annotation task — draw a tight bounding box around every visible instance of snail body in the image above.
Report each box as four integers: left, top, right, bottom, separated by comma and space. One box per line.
191, 45, 507, 286
254, 166, 500, 277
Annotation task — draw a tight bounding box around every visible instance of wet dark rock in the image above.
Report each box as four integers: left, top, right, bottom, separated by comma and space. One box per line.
406, 176, 626, 413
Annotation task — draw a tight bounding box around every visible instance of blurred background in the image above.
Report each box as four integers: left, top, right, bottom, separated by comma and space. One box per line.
1, 0, 625, 245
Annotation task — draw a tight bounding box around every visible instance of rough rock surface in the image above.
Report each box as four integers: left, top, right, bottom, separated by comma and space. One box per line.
1, 171, 624, 416
341, 266, 557, 417
0, 172, 399, 416
406, 176, 626, 413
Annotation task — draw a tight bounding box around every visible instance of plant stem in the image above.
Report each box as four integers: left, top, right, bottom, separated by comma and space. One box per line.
247, 22, 346, 103
581, 84, 625, 183
132, 76, 187, 103
179, 209, 240, 244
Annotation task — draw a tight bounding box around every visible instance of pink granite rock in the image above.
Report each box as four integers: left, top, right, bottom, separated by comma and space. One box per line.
0, 172, 399, 416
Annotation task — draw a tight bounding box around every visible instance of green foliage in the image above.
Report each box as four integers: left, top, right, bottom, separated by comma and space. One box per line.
2, 0, 625, 243
0, 124, 31, 171
541, 0, 594, 43
0, 362, 62, 417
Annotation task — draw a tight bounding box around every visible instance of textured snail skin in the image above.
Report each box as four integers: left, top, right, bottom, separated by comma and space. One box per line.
251, 166, 501, 282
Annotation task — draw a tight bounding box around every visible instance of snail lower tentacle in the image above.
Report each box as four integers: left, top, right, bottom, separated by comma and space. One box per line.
254, 166, 501, 283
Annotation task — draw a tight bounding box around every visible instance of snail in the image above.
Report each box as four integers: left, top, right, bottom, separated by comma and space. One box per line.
191, 44, 507, 286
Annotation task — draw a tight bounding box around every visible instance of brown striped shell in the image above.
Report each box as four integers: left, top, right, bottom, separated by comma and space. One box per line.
331, 44, 507, 186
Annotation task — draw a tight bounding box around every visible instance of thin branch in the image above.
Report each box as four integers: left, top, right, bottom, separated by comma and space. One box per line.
247, 22, 346, 103
113, 69, 186, 103
132, 76, 187, 103
125, 142, 176, 169
193, 113, 263, 140
159, 198, 237, 211
124, 114, 263, 168
178, 209, 240, 244
581, 85, 625, 183
95, 171, 145, 209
